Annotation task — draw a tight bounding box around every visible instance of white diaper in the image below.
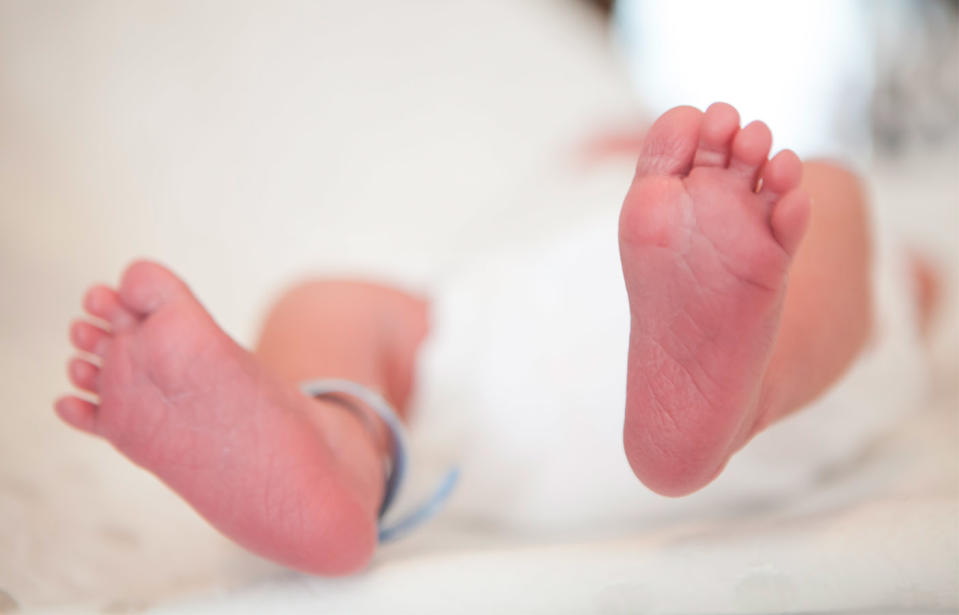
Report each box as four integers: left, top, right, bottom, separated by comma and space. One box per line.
407, 199, 926, 533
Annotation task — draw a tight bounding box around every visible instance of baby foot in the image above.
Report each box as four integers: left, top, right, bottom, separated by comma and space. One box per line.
56, 261, 383, 574
619, 103, 810, 496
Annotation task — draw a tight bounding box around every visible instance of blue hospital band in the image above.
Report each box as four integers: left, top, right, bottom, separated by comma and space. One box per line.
300, 378, 459, 542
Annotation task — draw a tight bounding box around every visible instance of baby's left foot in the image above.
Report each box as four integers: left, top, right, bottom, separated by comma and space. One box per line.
56, 262, 383, 574
619, 103, 810, 496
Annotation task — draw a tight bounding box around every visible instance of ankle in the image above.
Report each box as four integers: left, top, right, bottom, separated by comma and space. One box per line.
306, 397, 387, 516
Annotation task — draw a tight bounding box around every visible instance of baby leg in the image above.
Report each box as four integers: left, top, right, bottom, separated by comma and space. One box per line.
58, 263, 427, 574
619, 104, 873, 496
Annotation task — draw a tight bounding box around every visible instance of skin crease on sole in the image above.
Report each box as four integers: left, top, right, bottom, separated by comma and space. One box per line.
57, 260, 385, 575
619, 103, 810, 497
55, 102, 870, 572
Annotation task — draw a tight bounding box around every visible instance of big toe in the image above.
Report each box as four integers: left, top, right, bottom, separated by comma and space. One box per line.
119, 260, 192, 315
635, 106, 704, 178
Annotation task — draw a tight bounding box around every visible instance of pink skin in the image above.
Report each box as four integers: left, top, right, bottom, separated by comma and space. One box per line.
55, 102, 883, 573
57, 262, 384, 575
619, 103, 810, 496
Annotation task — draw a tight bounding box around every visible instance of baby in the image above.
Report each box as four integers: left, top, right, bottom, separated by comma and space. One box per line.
56, 103, 902, 575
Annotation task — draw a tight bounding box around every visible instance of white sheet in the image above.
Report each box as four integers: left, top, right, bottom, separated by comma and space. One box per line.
407, 199, 927, 533
48, 395, 959, 614
1, 0, 956, 612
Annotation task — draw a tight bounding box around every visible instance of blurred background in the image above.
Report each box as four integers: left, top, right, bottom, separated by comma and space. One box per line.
0, 0, 956, 611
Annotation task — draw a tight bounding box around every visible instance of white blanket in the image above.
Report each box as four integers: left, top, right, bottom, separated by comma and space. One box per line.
1, 0, 956, 612
84, 396, 959, 614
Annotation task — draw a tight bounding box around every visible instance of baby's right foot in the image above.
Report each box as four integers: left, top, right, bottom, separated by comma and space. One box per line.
56, 261, 384, 574
619, 103, 810, 496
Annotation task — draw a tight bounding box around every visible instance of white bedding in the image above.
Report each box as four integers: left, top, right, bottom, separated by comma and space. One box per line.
32, 393, 959, 614
1, 0, 956, 612
139, 210, 958, 615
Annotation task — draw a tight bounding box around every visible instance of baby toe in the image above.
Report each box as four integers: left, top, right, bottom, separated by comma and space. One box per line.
692, 102, 740, 168
729, 121, 772, 189
68, 357, 100, 394
759, 149, 803, 204
84, 285, 137, 331
54, 396, 99, 435
119, 260, 191, 315
635, 105, 704, 178
70, 320, 111, 357
770, 188, 811, 257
